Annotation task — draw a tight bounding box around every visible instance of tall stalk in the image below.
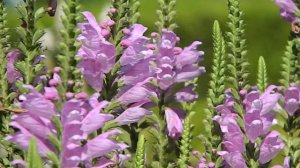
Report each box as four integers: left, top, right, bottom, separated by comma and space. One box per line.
57, 0, 82, 98
16, 0, 45, 85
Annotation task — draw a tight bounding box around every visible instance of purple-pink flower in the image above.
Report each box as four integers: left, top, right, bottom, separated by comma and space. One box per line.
7, 87, 127, 167
77, 12, 116, 91
243, 85, 281, 141
6, 86, 57, 156
118, 24, 204, 140
115, 106, 152, 125
283, 84, 300, 116
274, 0, 299, 22
165, 107, 185, 138
259, 131, 285, 164
154, 31, 205, 90
215, 86, 284, 167
6, 49, 22, 83
217, 151, 247, 168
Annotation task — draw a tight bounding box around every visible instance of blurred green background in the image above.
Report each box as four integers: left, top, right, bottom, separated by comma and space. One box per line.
3, 0, 291, 150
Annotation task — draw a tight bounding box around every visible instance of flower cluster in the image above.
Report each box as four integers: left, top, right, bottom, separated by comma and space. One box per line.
120, 25, 204, 138
77, 12, 205, 140
5, 9, 205, 167
77, 12, 116, 92
7, 85, 128, 167
214, 86, 285, 167
1, 0, 300, 167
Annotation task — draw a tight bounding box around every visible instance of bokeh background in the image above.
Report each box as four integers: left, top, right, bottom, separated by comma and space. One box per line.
3, 0, 291, 151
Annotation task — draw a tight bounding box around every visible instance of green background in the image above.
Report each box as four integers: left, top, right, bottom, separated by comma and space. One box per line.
4, 0, 291, 151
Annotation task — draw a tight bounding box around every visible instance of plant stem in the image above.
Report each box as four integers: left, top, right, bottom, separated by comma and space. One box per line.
0, 0, 9, 107
157, 91, 167, 167
57, 0, 82, 97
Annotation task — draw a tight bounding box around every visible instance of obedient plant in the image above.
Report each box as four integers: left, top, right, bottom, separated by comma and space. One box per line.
57, 0, 82, 96
0, 0, 14, 166
215, 86, 284, 167
15, 0, 46, 86
275, 1, 300, 167
201, 20, 226, 167
0, 0, 299, 167
7, 85, 128, 167
226, 0, 250, 96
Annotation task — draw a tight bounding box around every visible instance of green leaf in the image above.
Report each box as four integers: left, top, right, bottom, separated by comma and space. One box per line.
47, 152, 60, 168
34, 7, 45, 20
294, 149, 300, 162
26, 138, 44, 168
178, 116, 192, 168
32, 30, 44, 45
257, 56, 268, 92
280, 40, 298, 89
48, 134, 61, 152
0, 144, 8, 158
15, 80, 28, 93
226, 0, 249, 94
51, 116, 62, 136
6, 92, 17, 102
16, 4, 27, 19
16, 26, 27, 39
155, 0, 177, 32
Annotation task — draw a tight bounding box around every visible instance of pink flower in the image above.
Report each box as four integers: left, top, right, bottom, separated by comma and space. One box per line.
259, 131, 285, 164
165, 107, 185, 139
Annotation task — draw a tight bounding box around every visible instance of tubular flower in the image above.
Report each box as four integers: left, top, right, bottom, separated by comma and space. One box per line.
120, 24, 155, 86
283, 84, 300, 116
119, 24, 205, 90
6, 87, 127, 167
118, 24, 205, 139
6, 86, 57, 156
154, 30, 205, 90
165, 107, 185, 139
274, 0, 299, 22
243, 85, 281, 141
77, 12, 116, 91
259, 131, 285, 164
6, 49, 22, 83
215, 86, 283, 167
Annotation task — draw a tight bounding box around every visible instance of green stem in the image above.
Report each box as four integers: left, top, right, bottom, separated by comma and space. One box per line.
178, 116, 192, 168
134, 134, 145, 168
57, 0, 82, 97
156, 92, 168, 167
24, 0, 36, 84
291, 38, 300, 83
156, 0, 177, 32
203, 21, 226, 165
0, 0, 9, 107
226, 0, 249, 99
284, 115, 298, 167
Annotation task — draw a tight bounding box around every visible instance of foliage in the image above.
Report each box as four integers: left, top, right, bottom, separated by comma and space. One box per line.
257, 56, 268, 92
0, 0, 298, 167
226, 0, 249, 99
